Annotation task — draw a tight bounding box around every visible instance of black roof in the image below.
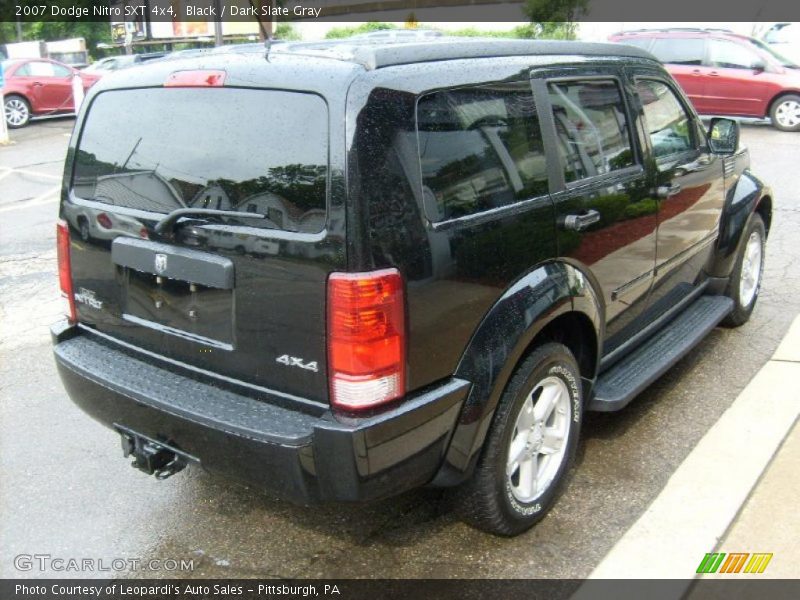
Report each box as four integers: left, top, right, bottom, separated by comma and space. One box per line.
270, 38, 656, 70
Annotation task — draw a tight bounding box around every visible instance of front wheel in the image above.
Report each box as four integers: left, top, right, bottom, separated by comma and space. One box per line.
454, 342, 583, 536
770, 95, 800, 132
722, 213, 766, 327
5, 95, 31, 128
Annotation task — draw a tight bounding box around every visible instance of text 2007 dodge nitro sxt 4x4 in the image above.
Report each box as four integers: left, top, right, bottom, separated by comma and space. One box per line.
52, 39, 771, 536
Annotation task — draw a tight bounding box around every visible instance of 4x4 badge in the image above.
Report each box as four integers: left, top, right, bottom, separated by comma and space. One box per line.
154, 253, 168, 274
276, 354, 319, 373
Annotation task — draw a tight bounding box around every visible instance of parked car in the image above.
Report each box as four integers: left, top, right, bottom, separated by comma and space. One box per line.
53, 39, 771, 536
2, 57, 101, 128
610, 28, 800, 131
763, 22, 800, 65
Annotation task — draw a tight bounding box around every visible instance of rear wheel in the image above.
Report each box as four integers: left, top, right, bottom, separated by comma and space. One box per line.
770, 94, 800, 132
454, 342, 582, 536
722, 213, 765, 327
4, 95, 31, 128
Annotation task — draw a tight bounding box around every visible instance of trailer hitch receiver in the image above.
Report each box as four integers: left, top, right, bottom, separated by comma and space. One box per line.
119, 429, 189, 480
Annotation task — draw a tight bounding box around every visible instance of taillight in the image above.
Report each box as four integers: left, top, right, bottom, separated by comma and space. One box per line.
57, 220, 76, 324
96, 212, 112, 229
327, 269, 406, 411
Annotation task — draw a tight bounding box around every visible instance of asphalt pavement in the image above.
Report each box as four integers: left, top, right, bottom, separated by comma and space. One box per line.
1, 117, 798, 580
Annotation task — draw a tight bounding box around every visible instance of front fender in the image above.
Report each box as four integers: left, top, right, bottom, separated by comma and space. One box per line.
708, 169, 772, 278
431, 261, 602, 486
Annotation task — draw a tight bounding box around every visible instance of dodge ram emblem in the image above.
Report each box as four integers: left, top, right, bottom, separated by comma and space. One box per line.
154, 253, 168, 274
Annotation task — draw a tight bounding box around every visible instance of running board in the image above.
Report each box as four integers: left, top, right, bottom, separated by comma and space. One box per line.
589, 296, 734, 412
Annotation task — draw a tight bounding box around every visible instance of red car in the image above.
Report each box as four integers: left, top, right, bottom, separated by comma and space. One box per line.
2, 57, 101, 128
610, 29, 800, 132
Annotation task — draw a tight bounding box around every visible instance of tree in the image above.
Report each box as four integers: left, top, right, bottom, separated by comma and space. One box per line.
0, 22, 112, 60
523, 0, 589, 39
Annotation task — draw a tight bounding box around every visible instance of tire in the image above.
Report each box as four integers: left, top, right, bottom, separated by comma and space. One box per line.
769, 94, 800, 132
4, 95, 31, 129
722, 213, 766, 327
454, 342, 583, 536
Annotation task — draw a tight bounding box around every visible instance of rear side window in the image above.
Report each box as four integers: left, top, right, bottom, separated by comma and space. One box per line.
650, 38, 705, 65
616, 37, 652, 50
548, 79, 635, 183
636, 80, 695, 158
72, 88, 328, 234
417, 83, 548, 221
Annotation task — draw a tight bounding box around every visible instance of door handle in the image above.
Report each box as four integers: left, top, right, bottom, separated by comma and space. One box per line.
33, 81, 43, 86
656, 183, 682, 198
709, 71, 720, 77
692, 69, 702, 75
561, 209, 601, 231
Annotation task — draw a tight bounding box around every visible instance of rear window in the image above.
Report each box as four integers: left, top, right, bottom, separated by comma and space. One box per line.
72, 88, 328, 234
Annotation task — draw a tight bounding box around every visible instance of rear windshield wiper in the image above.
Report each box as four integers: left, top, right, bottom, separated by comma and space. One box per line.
154, 208, 267, 235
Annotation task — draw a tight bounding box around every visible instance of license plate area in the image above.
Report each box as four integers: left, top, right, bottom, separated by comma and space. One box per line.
124, 270, 234, 348
112, 238, 235, 349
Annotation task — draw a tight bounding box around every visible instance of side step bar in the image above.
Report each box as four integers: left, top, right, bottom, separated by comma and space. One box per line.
589, 295, 734, 412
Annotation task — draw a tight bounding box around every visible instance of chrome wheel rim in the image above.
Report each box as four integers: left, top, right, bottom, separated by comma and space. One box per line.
739, 230, 762, 308
507, 376, 571, 503
5, 98, 28, 126
775, 99, 800, 129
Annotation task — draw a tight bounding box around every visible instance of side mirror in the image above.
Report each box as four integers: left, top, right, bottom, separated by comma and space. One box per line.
708, 118, 740, 155
752, 60, 767, 72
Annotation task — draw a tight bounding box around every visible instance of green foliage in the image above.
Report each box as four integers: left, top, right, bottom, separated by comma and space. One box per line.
0, 22, 112, 60
325, 22, 397, 40
433, 22, 576, 41
522, 0, 589, 39
274, 23, 301, 41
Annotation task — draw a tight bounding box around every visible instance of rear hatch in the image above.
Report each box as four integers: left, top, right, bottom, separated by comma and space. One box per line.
63, 84, 341, 403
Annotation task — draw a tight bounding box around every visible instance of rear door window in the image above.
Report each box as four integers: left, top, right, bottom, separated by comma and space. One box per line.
72, 88, 328, 234
417, 82, 548, 221
650, 38, 706, 65
547, 79, 635, 183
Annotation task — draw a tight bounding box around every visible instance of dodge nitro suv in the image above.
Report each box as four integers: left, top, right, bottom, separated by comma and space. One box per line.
52, 39, 771, 536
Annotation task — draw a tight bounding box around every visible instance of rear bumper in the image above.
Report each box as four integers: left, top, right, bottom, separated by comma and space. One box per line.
52, 323, 469, 503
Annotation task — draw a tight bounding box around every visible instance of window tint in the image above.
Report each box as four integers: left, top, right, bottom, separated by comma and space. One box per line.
548, 79, 635, 183
650, 38, 705, 65
73, 88, 328, 233
417, 83, 548, 221
636, 80, 695, 158
707, 39, 762, 69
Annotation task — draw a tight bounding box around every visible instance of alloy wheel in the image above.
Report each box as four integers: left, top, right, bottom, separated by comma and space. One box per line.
5, 98, 29, 127
739, 230, 763, 308
506, 376, 571, 503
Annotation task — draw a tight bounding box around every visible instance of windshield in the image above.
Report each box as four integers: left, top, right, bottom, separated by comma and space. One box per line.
748, 37, 799, 68
72, 88, 329, 234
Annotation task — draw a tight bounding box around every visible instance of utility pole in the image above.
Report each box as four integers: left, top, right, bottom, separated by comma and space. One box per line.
15, 16, 23, 42
213, 0, 224, 46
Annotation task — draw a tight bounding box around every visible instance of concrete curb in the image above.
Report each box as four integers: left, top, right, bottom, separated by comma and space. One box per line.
580, 313, 800, 583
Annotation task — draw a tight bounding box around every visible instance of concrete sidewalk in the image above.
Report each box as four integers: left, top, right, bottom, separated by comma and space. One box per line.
585, 314, 800, 583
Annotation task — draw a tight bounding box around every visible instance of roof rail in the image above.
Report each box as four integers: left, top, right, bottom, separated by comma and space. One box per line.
270, 38, 655, 70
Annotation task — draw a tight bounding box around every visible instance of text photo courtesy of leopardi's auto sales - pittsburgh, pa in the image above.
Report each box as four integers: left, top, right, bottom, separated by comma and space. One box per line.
1, 1, 800, 599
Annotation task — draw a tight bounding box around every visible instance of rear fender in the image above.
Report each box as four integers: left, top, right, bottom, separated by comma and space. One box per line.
432, 261, 602, 486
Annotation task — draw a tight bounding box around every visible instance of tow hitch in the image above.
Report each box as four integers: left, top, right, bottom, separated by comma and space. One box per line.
118, 427, 190, 480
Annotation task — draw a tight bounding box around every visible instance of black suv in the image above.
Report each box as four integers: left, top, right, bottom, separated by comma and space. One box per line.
52, 39, 771, 536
